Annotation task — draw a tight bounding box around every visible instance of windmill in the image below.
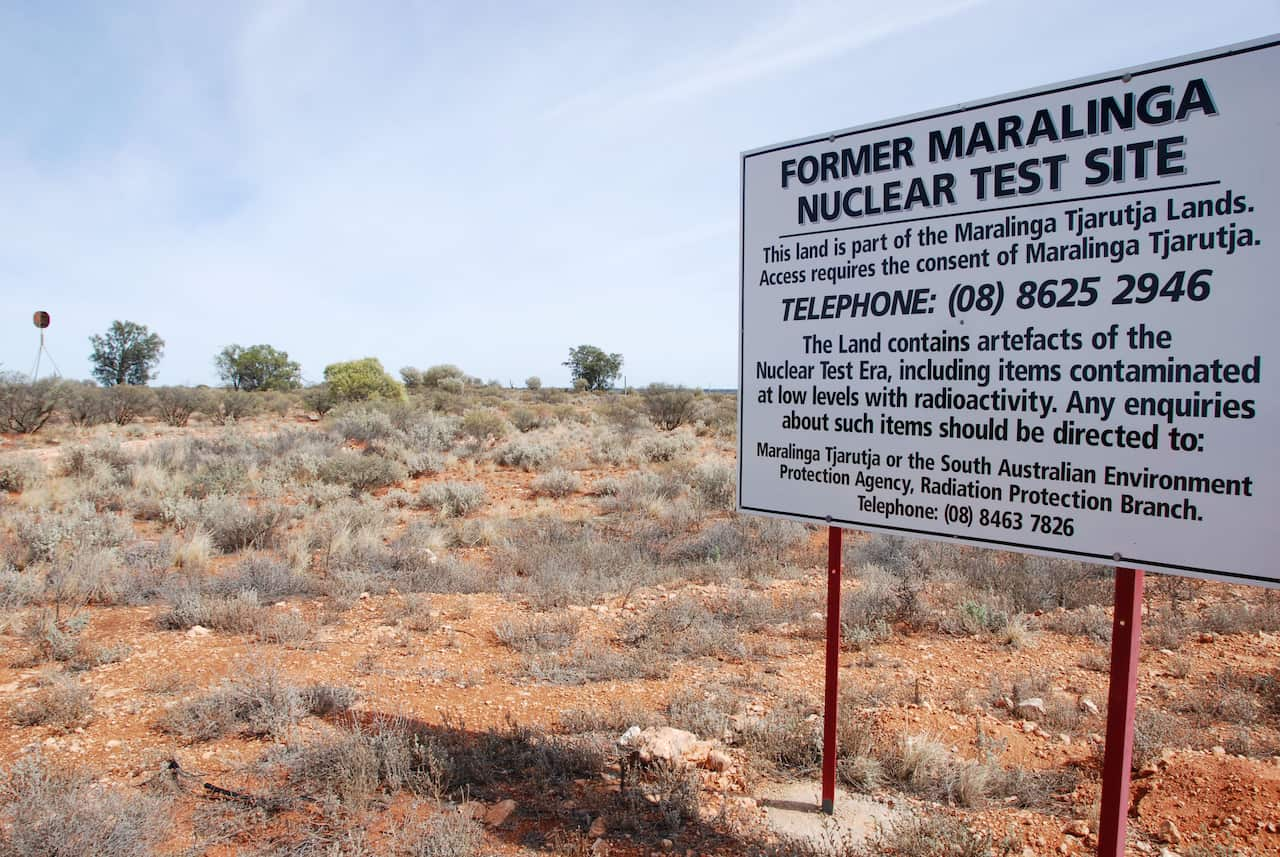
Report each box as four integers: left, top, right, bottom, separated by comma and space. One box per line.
30, 311, 60, 381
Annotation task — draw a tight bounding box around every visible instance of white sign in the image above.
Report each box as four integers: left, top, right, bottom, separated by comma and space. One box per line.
738, 37, 1280, 586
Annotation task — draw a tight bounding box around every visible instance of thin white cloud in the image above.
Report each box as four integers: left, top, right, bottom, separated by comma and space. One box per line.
543, 0, 989, 122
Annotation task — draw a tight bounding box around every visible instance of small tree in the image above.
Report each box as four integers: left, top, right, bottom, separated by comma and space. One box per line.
563, 345, 622, 392
642, 384, 700, 431
89, 321, 164, 386
323, 358, 404, 403
215, 344, 302, 391
0, 374, 63, 434
524, 376, 542, 390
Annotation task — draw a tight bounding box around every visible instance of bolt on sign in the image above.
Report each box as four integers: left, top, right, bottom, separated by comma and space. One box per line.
738, 36, 1280, 587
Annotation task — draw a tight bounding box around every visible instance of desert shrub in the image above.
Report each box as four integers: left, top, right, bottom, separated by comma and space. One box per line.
496, 519, 658, 609
416, 482, 487, 517
300, 685, 357, 717
205, 388, 260, 424
637, 432, 695, 462
211, 554, 314, 599
509, 407, 553, 433
253, 610, 314, 645
157, 588, 265, 633
12, 673, 94, 728
0, 565, 41, 610
1202, 600, 1280, 635
318, 451, 407, 494
43, 545, 163, 607
665, 521, 745, 564
1041, 604, 1112, 642
948, 596, 1011, 636
58, 441, 131, 479
399, 410, 461, 448
0, 375, 63, 433
689, 459, 735, 509
623, 597, 741, 659
738, 695, 822, 773
524, 376, 542, 390
530, 468, 581, 498
417, 364, 470, 390
494, 613, 581, 654
494, 438, 554, 471
0, 755, 171, 857
588, 432, 629, 466
401, 808, 484, 857
61, 381, 110, 427
642, 384, 700, 431
525, 646, 664, 685
330, 406, 398, 443
0, 454, 43, 493
194, 496, 289, 552
1131, 708, 1190, 769
174, 530, 213, 573
153, 386, 203, 427
10, 502, 133, 568
20, 610, 89, 663
186, 457, 249, 499
101, 384, 155, 426
844, 538, 933, 631
859, 814, 1019, 857
840, 564, 899, 648
458, 408, 511, 443
160, 670, 339, 741
278, 725, 452, 809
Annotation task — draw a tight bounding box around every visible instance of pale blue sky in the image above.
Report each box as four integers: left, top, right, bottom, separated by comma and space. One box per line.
1, 1, 1277, 387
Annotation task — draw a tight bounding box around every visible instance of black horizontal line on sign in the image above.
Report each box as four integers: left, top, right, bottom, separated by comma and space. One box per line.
737, 504, 1272, 587
776, 179, 1222, 240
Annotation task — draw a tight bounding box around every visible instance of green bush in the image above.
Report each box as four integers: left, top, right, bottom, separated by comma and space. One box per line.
642, 384, 700, 431
302, 383, 338, 416
524, 376, 542, 390
324, 358, 404, 403
458, 408, 511, 442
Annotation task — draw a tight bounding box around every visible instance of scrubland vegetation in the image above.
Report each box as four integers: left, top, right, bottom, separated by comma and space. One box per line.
0, 374, 1277, 856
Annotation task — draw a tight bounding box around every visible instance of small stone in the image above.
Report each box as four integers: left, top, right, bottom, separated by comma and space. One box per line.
1160, 820, 1183, 844
1212, 745, 1227, 756
105, 739, 122, 750
587, 816, 607, 837
705, 750, 732, 772
484, 798, 516, 827
1080, 698, 1100, 716
1198, 632, 1216, 643
661, 839, 674, 851
1022, 720, 1039, 734
186, 625, 211, 637
358, 591, 371, 600
1064, 819, 1089, 837
1017, 697, 1045, 714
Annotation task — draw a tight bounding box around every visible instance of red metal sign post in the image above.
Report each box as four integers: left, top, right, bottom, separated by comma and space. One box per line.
821, 525, 843, 814
1097, 567, 1145, 857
